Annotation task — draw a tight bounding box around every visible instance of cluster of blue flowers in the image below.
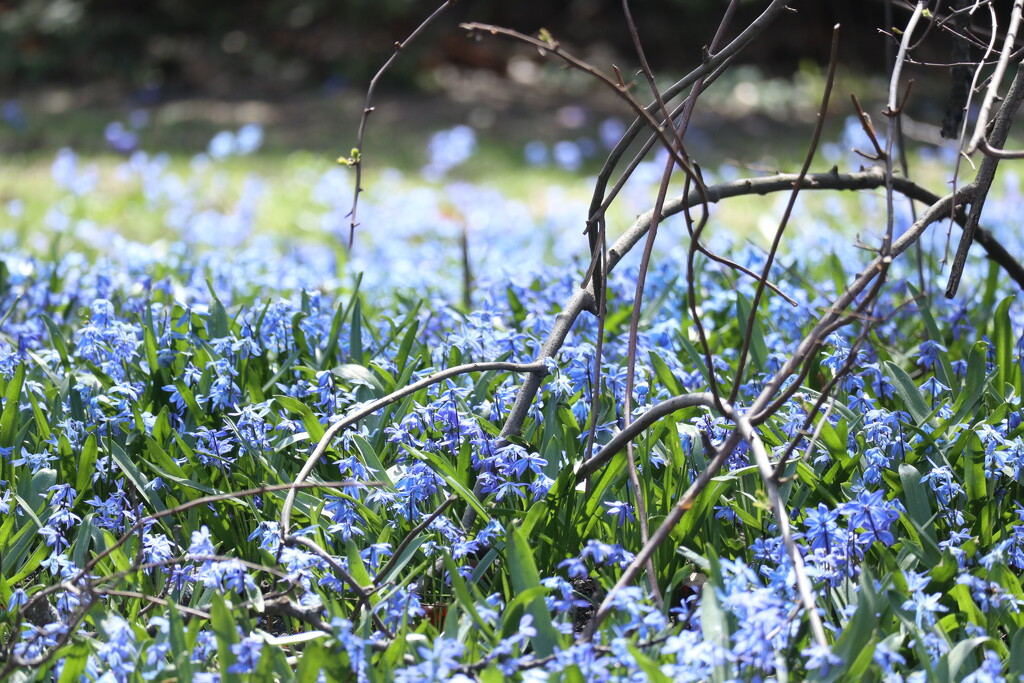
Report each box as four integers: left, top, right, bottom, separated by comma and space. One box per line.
2, 115, 1024, 681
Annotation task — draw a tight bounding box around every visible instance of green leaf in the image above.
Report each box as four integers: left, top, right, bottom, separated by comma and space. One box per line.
1009, 627, 1024, 677
40, 314, 71, 371
650, 350, 683, 396
70, 513, 96, 570
505, 525, 561, 656
949, 341, 992, 426
701, 549, 730, 653
735, 292, 768, 377
144, 435, 188, 480
883, 361, 932, 425
206, 283, 232, 339
172, 379, 209, 426
108, 441, 166, 514
441, 552, 494, 636
898, 464, 939, 561
351, 434, 394, 487
960, 432, 991, 544
346, 539, 378, 607
950, 583, 987, 626
825, 568, 881, 683
56, 641, 91, 683
141, 305, 161, 375
297, 641, 328, 683
678, 333, 714, 390
909, 286, 956, 392
75, 434, 98, 495
276, 395, 326, 443
321, 291, 355, 369
349, 296, 363, 363
0, 361, 25, 449
210, 592, 243, 683
628, 644, 673, 682
394, 318, 421, 374
167, 601, 194, 681
992, 296, 1019, 393
941, 636, 991, 683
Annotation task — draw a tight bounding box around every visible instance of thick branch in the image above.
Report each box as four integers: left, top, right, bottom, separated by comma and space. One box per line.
502, 167, 1024, 447
587, 176, 975, 638
947, 61, 1024, 297
575, 393, 716, 482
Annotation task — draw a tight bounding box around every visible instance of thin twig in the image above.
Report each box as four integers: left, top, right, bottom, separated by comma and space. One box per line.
500, 167, 1024, 456
729, 25, 840, 406
965, 0, 1023, 154
583, 0, 794, 269
461, 23, 697, 180
347, 1, 459, 245
734, 414, 829, 647
583, 410, 738, 639
279, 360, 545, 535
616, 0, 697, 606
375, 495, 457, 585
947, 61, 1024, 297
576, 393, 718, 482
287, 534, 393, 637
586, 178, 977, 638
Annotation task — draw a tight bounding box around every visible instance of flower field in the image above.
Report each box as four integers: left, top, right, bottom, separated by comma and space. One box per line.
3, 114, 1024, 682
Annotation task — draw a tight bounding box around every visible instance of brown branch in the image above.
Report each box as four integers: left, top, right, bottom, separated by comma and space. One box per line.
500, 167, 1024, 460
279, 360, 545, 536
947, 61, 1024, 297
575, 393, 718, 482
585, 179, 969, 638
459, 23, 700, 187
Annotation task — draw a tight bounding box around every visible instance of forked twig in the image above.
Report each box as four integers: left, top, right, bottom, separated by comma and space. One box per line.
965, 0, 1024, 154
947, 61, 1024, 297
499, 167, 1024, 458
278, 359, 545, 536
585, 178, 975, 639
458, 23, 702, 187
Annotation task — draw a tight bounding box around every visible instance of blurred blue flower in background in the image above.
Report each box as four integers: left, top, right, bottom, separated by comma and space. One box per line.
422, 124, 476, 181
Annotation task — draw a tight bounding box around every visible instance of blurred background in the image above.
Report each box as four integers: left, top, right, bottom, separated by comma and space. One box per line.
1, 0, 900, 93
0, 0, 964, 160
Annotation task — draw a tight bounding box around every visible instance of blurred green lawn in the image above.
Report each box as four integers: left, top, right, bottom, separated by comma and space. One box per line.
3, 74, 1014, 252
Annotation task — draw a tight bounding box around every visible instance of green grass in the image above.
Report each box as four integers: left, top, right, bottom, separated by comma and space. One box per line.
4, 72, 1023, 255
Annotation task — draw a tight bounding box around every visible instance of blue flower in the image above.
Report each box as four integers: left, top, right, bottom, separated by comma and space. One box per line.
901, 570, 947, 628
188, 525, 216, 558
839, 489, 900, 547
915, 340, 947, 370
603, 500, 635, 524
96, 614, 138, 681
228, 634, 264, 673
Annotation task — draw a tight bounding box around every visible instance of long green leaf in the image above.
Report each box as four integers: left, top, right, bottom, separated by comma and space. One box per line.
505, 525, 560, 656
0, 362, 25, 448
993, 296, 1019, 393
210, 592, 242, 683
883, 361, 932, 425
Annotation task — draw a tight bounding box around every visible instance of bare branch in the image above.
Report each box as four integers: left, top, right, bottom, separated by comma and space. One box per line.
965, 0, 1024, 154
947, 61, 1024, 297
347, 1, 460, 245
279, 360, 545, 535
